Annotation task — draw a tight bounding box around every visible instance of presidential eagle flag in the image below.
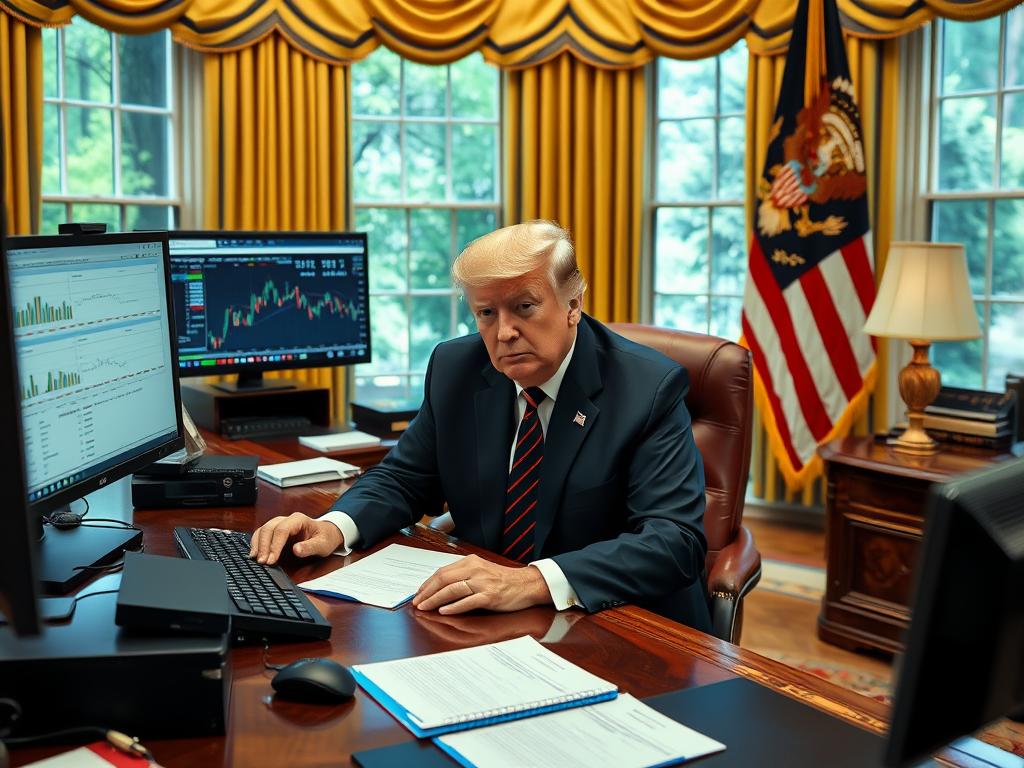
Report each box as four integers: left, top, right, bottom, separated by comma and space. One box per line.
740, 0, 877, 490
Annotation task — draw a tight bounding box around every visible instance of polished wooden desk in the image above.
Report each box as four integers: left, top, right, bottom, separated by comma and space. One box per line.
11, 432, 993, 768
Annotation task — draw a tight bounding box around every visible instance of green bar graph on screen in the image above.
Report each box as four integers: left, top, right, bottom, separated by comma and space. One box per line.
22, 370, 81, 400
15, 296, 74, 328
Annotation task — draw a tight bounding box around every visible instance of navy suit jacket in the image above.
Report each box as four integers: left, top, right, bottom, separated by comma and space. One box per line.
333, 315, 712, 631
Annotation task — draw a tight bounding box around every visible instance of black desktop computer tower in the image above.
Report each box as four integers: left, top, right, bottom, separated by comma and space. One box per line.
0, 585, 229, 739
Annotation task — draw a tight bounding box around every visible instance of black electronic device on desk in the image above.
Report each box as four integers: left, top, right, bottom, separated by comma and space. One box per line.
350, 398, 421, 436
0, 575, 229, 741
132, 454, 259, 508
174, 526, 331, 642
221, 414, 312, 439
4, 231, 185, 594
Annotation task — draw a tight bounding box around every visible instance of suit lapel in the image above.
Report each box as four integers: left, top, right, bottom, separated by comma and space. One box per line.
474, 364, 515, 551
533, 319, 603, 557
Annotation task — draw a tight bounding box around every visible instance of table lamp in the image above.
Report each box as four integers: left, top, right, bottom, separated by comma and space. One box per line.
863, 242, 981, 455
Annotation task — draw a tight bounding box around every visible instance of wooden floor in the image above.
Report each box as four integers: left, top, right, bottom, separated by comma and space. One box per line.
739, 515, 895, 685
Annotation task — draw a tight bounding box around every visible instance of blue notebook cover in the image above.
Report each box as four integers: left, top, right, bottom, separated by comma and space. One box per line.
351, 666, 618, 739
300, 587, 414, 609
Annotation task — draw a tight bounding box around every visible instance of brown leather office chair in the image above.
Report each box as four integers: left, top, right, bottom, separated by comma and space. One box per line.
608, 323, 760, 644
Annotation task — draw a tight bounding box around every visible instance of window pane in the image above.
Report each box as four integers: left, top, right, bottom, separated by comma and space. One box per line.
658, 59, 715, 119
710, 296, 742, 341
1001, 92, 1024, 189
64, 21, 112, 103
655, 207, 708, 294
938, 96, 996, 191
126, 205, 171, 231
717, 116, 744, 200
405, 122, 446, 200
71, 203, 120, 232
356, 207, 407, 291
941, 18, 999, 95
409, 208, 451, 289
932, 303, 985, 389
657, 120, 714, 200
1007, 6, 1024, 88
932, 199, 988, 296
993, 199, 1024, 298
66, 107, 114, 196
353, 374, 413, 403
43, 28, 59, 99
352, 121, 400, 201
987, 302, 1024, 389
42, 104, 61, 195
366, 295, 408, 374
353, 47, 400, 117
456, 294, 476, 337
710, 206, 746, 295
451, 54, 497, 119
121, 112, 169, 196
404, 61, 446, 117
410, 295, 450, 372
119, 32, 167, 107
456, 209, 497, 251
655, 294, 708, 334
720, 46, 746, 114
452, 124, 496, 201
40, 203, 66, 235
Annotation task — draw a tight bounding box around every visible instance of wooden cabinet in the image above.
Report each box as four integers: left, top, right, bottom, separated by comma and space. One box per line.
817, 436, 1017, 654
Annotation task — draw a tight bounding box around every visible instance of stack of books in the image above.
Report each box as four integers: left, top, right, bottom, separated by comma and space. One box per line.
917, 386, 1018, 449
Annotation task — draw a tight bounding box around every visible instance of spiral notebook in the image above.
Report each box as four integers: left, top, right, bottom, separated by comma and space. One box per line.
350, 635, 618, 738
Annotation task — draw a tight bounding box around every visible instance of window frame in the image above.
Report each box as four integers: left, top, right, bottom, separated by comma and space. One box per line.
350, 53, 503, 401
922, 12, 1024, 391
646, 49, 747, 340
40, 21, 181, 233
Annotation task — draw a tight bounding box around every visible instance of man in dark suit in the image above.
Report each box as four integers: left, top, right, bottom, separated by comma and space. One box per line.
251, 221, 711, 630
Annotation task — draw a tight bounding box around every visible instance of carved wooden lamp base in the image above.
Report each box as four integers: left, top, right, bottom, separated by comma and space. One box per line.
888, 340, 941, 455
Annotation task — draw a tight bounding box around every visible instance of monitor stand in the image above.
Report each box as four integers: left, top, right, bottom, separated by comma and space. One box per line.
37, 505, 142, 595
210, 370, 297, 393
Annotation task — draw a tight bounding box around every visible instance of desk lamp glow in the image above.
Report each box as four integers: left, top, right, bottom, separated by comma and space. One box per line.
863, 242, 981, 455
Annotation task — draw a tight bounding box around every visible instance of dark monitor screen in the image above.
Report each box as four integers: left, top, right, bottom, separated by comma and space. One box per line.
884, 458, 1024, 767
168, 232, 370, 379
0, 214, 40, 636
5, 232, 184, 517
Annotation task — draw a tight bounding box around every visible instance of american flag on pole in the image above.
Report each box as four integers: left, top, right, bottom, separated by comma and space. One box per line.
740, 0, 877, 490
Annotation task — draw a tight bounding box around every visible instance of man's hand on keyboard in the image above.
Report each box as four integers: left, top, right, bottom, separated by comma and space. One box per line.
250, 513, 344, 565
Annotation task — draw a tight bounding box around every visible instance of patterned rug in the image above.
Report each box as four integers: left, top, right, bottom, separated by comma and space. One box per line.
757, 558, 827, 602
761, 651, 892, 703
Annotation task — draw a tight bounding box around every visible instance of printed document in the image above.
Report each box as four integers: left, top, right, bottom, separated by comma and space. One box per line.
436, 693, 726, 768
298, 543, 463, 608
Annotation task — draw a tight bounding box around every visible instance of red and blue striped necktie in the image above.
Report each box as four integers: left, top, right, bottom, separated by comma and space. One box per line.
501, 386, 546, 562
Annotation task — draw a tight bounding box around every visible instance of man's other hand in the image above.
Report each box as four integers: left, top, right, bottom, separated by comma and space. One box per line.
249, 513, 343, 565
412, 554, 552, 614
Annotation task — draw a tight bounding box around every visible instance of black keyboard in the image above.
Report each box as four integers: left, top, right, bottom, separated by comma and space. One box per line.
220, 415, 313, 440
173, 526, 331, 642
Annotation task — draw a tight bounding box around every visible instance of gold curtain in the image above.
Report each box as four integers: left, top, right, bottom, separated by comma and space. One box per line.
4, 0, 1018, 66
746, 35, 900, 503
507, 54, 644, 322
202, 32, 351, 419
0, 12, 41, 235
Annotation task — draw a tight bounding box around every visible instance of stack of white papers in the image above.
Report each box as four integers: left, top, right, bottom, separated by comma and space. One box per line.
256, 457, 359, 487
298, 430, 382, 452
299, 543, 462, 608
436, 693, 726, 768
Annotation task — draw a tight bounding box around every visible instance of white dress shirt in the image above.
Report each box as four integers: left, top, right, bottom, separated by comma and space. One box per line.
321, 337, 582, 611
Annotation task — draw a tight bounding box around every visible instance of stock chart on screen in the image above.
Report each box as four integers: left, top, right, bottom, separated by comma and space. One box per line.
168, 233, 371, 375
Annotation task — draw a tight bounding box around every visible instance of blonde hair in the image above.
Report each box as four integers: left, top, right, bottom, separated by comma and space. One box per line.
451, 220, 587, 302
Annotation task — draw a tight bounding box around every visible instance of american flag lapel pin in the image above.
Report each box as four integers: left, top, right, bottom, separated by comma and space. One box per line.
573, 411, 586, 427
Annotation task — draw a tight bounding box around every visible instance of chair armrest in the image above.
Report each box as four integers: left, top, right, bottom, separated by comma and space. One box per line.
708, 525, 762, 600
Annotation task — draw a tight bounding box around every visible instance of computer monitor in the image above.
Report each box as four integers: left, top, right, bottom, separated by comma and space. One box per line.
884, 458, 1024, 767
168, 231, 371, 392
0, 211, 41, 635
4, 232, 184, 593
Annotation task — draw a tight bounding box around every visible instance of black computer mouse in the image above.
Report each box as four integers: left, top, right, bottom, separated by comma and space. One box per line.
271, 658, 356, 704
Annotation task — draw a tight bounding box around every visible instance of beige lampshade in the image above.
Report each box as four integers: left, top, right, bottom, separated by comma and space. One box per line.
864, 241, 982, 341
